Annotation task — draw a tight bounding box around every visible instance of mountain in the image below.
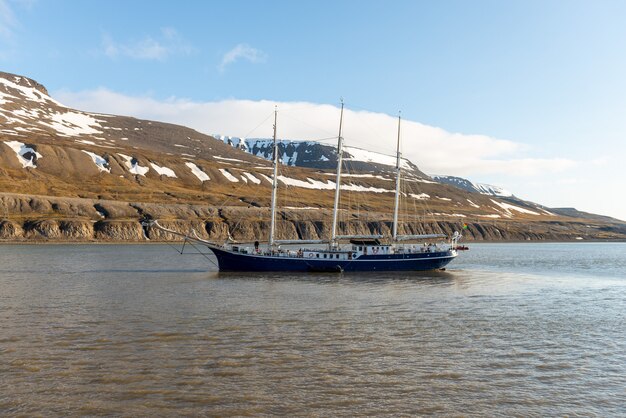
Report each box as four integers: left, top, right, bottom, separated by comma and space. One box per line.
215, 136, 593, 221
215, 135, 429, 179
1, 71, 626, 242
431, 175, 513, 198
0, 71, 274, 203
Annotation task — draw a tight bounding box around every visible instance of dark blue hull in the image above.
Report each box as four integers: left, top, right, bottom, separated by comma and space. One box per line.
208, 246, 456, 272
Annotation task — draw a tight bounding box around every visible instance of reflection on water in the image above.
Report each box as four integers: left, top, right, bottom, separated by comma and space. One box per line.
0, 243, 625, 416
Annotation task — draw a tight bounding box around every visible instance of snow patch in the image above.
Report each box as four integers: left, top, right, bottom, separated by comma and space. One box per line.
150, 162, 177, 178
3, 140, 42, 168
185, 162, 210, 182
540, 208, 557, 216
258, 173, 273, 183
219, 169, 239, 182
285, 150, 298, 165
278, 176, 390, 193
82, 150, 110, 172
324, 173, 392, 181
0, 129, 20, 136
217, 135, 248, 151
12, 108, 41, 119
477, 183, 513, 197
38, 111, 103, 137
118, 153, 149, 176
283, 206, 319, 210
214, 155, 245, 163
413, 178, 437, 184
242, 172, 261, 184
343, 145, 411, 170
490, 199, 540, 216
279, 176, 333, 190
343, 183, 390, 193
0, 77, 64, 106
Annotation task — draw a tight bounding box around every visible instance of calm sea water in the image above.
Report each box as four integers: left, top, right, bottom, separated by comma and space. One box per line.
0, 243, 624, 416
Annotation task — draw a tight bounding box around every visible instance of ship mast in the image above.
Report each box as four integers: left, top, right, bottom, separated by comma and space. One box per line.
268, 106, 279, 247
392, 113, 401, 241
330, 99, 345, 248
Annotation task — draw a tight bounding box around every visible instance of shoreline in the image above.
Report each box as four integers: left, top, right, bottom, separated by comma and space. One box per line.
2, 239, 626, 245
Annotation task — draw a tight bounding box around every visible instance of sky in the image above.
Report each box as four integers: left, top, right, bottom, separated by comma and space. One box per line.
2, 0, 626, 220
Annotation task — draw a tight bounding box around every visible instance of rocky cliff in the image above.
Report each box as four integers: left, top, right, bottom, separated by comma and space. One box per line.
2, 193, 626, 243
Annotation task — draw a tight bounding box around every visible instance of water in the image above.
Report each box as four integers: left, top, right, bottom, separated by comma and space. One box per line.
1, 243, 624, 416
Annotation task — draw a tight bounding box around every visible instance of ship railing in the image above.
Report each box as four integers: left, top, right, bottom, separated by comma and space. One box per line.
395, 234, 447, 241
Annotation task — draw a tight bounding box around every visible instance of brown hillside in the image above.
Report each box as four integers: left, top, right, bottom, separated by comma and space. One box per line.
1, 71, 625, 242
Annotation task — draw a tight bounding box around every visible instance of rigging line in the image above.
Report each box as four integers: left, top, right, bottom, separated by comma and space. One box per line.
239, 111, 275, 140
162, 236, 218, 268
306, 136, 340, 143
406, 178, 434, 233
223, 178, 267, 239
337, 140, 399, 160
270, 102, 330, 114
165, 239, 187, 255
223, 167, 275, 226
341, 102, 394, 142
280, 112, 337, 138
346, 161, 361, 233
342, 100, 401, 119
183, 238, 220, 268
213, 167, 271, 236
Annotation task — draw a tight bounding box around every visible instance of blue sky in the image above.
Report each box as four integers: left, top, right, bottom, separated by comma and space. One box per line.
2, 0, 626, 220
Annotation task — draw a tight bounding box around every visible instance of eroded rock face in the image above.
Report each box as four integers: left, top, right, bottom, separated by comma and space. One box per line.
0, 220, 23, 239
59, 220, 94, 239
1, 192, 626, 243
0, 215, 624, 243
94, 221, 145, 241
23, 219, 63, 239
22, 219, 94, 240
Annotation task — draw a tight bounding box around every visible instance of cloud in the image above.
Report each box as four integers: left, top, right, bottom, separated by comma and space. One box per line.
53, 89, 576, 178
101, 27, 193, 61
219, 43, 267, 72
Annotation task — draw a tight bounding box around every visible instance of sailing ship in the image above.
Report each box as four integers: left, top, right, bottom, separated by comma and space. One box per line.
150, 102, 460, 272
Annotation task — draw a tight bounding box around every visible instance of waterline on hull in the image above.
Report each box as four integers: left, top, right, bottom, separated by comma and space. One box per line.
209, 246, 457, 272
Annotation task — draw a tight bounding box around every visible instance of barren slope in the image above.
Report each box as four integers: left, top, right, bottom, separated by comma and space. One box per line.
1, 71, 625, 242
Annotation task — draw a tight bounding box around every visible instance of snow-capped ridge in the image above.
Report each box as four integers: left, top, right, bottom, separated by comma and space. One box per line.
0, 71, 107, 139
432, 175, 513, 197
475, 183, 513, 198
214, 134, 429, 178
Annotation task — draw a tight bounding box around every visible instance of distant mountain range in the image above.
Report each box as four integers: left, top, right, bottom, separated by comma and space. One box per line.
430, 175, 513, 198
214, 135, 429, 179
216, 136, 521, 199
